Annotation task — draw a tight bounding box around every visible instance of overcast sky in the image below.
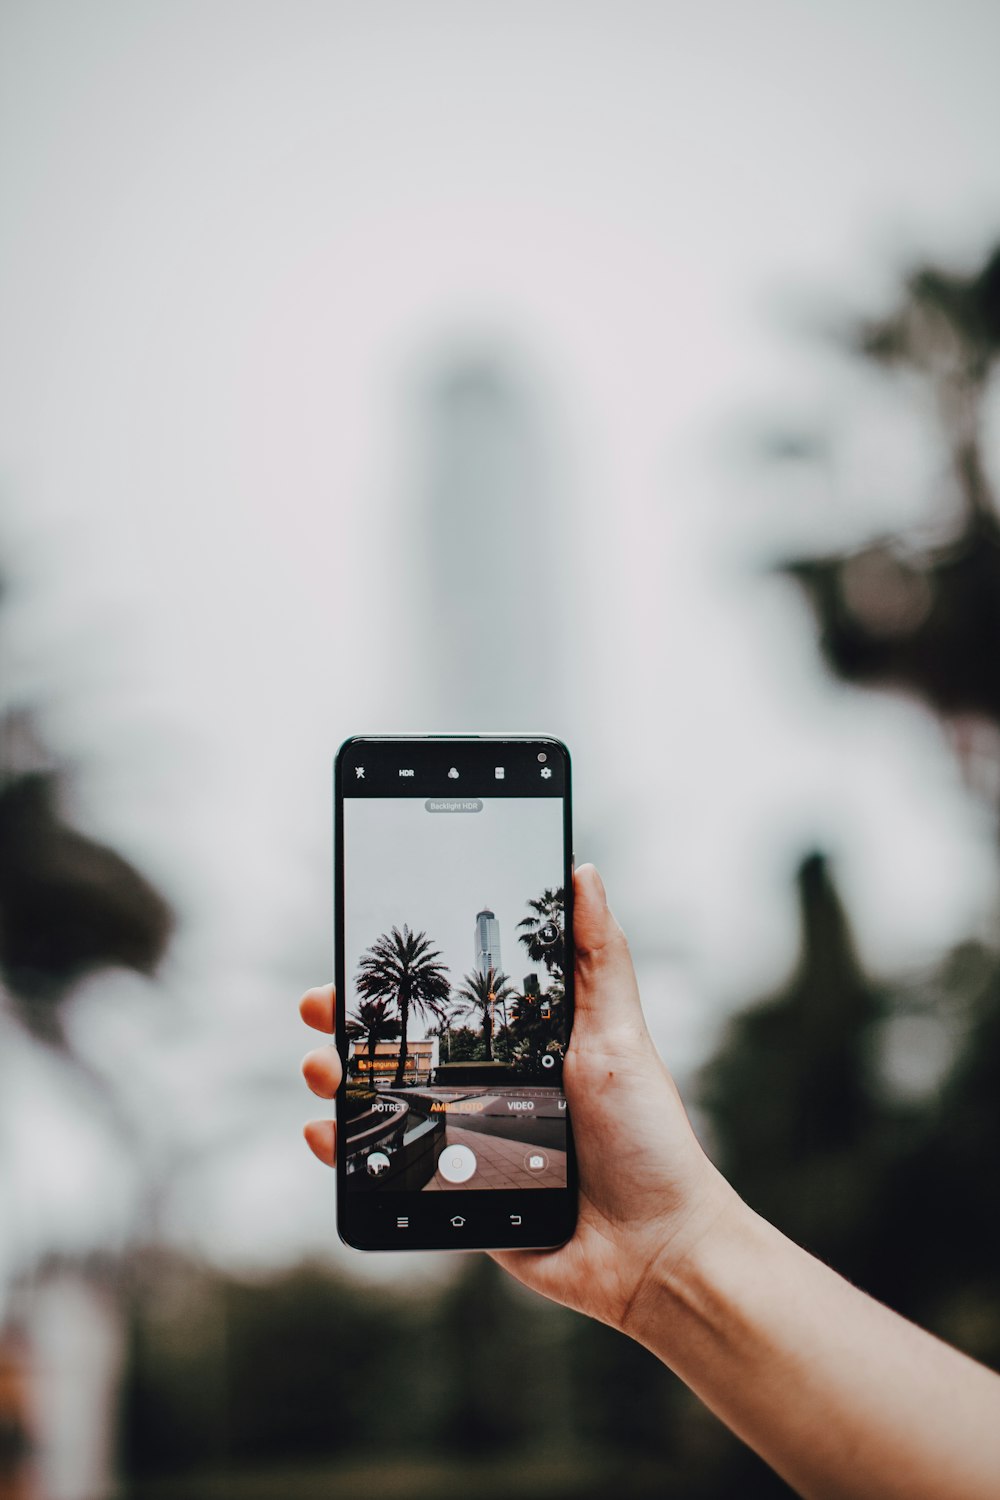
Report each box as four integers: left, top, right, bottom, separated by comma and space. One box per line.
2, 0, 1000, 1283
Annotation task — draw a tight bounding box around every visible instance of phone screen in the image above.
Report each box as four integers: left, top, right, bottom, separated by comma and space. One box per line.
334, 735, 576, 1251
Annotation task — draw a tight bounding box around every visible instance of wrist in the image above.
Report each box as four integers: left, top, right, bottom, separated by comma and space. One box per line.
620, 1173, 757, 1355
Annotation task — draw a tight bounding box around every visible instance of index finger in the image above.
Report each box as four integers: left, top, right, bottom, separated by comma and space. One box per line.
299, 984, 335, 1034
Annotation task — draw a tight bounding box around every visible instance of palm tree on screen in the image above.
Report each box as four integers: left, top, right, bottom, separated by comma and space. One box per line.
517, 887, 565, 978
345, 997, 400, 1086
454, 966, 516, 1062
355, 925, 451, 1086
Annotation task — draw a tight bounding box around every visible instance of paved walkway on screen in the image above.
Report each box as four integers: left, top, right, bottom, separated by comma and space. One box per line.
422, 1123, 567, 1191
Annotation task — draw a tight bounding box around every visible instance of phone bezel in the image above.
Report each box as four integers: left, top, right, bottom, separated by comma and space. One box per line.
333, 733, 577, 1252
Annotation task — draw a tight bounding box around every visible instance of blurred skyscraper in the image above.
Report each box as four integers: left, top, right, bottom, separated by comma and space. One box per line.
416, 356, 568, 730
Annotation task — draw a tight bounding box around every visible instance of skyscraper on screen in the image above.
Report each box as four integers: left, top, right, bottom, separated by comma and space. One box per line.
474, 908, 502, 977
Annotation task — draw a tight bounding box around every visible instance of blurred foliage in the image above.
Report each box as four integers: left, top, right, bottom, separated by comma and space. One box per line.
783, 245, 1000, 726
702, 853, 888, 1280
694, 239, 1000, 1493
0, 663, 174, 1497
0, 715, 172, 1047
118, 1251, 695, 1499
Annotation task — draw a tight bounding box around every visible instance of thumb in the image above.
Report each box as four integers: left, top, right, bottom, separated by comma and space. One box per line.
571, 864, 648, 1043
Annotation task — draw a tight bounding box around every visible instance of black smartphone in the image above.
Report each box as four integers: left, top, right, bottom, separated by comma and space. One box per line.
334, 733, 576, 1252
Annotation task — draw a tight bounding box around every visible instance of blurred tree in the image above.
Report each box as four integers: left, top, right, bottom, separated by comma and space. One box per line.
433, 1257, 549, 1457
0, 1326, 34, 1500
121, 1250, 726, 1496
701, 853, 887, 1279
862, 953, 1000, 1368
694, 241, 1000, 1493
782, 245, 1000, 736
0, 719, 172, 1049
774, 241, 1000, 1325
0, 639, 172, 1493
564, 1314, 679, 1463
119, 1253, 425, 1480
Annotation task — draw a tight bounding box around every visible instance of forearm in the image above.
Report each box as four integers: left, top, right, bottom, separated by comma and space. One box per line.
627, 1197, 1000, 1500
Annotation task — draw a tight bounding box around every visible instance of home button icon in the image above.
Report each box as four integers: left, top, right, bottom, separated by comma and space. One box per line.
450, 1215, 466, 1228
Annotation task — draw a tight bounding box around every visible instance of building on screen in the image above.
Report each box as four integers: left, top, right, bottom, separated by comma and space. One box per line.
349, 1038, 439, 1087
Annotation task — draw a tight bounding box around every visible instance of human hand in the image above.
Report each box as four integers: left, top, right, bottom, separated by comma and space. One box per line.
300, 864, 740, 1336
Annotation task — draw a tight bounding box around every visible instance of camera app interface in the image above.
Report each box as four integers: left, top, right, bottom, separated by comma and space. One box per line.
343, 763, 568, 1195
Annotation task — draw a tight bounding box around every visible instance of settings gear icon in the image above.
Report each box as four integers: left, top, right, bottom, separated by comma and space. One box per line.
540, 766, 553, 779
